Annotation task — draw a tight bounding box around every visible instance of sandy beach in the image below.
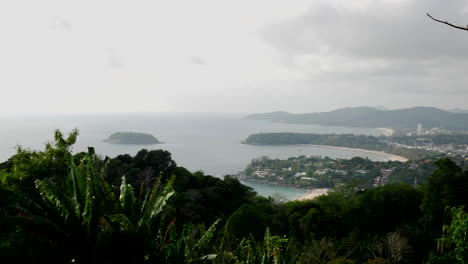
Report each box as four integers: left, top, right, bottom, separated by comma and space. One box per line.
297, 188, 330, 201
308, 145, 408, 162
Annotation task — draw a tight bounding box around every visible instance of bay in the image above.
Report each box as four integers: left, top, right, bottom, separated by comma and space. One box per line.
0, 113, 387, 199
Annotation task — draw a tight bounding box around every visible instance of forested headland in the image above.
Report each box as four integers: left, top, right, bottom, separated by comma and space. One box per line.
243, 132, 443, 160
1, 130, 468, 263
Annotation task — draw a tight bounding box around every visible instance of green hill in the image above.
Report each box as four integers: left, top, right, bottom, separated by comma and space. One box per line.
103, 132, 160, 145
245, 106, 468, 130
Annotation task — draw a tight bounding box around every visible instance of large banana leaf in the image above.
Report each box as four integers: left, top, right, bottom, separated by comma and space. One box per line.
3, 215, 70, 239
108, 213, 135, 233
35, 178, 76, 223
0, 187, 45, 216
119, 175, 137, 223
3, 143, 178, 262
138, 175, 175, 229
66, 153, 84, 217
81, 150, 96, 227
186, 219, 220, 262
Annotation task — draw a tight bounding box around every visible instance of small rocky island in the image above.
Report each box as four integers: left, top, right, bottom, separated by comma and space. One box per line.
103, 132, 160, 145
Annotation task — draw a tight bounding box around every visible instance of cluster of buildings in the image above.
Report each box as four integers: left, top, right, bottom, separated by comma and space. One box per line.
373, 169, 394, 187
246, 156, 408, 188
406, 123, 451, 136
251, 164, 407, 188
390, 123, 468, 157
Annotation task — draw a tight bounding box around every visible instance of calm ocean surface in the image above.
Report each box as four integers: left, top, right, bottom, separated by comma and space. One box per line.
0, 113, 386, 199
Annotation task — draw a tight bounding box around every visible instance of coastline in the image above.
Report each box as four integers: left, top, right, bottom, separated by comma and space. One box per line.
307, 144, 408, 162
241, 178, 311, 190
297, 188, 330, 201
244, 142, 408, 162
240, 180, 329, 201
240, 179, 311, 201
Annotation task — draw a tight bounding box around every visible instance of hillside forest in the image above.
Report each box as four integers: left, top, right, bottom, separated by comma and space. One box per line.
1, 130, 468, 263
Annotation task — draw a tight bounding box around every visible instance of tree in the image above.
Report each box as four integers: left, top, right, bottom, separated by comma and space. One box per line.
226, 204, 267, 241
0, 129, 80, 196
357, 183, 422, 235
427, 13, 468, 31
436, 207, 468, 264
1, 145, 176, 263
104, 149, 177, 190
420, 159, 468, 238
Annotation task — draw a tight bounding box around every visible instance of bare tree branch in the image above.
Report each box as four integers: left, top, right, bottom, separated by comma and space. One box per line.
427, 13, 468, 31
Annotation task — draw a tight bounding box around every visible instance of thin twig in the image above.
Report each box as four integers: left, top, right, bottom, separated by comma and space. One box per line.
427, 13, 468, 31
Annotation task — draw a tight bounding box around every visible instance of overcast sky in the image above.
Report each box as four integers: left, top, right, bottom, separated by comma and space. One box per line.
1, 0, 467, 115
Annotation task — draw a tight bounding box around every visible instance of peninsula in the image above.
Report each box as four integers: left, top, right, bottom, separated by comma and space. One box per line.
103, 132, 160, 145
242, 132, 443, 161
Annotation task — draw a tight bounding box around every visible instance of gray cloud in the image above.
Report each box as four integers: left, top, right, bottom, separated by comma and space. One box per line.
261, 0, 468, 100
2, 1, 467, 115
263, 0, 468, 59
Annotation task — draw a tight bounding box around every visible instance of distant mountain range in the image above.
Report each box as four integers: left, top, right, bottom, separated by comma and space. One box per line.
245, 107, 468, 131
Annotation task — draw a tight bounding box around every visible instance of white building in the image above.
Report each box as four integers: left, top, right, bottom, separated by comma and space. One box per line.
417, 123, 423, 135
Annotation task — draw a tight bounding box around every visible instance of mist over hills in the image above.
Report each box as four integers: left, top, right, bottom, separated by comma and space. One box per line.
245, 107, 468, 131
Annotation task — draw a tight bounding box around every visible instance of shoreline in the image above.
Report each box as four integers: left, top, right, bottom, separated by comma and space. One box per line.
240, 179, 311, 191
307, 144, 408, 162
297, 188, 330, 201
244, 142, 408, 162
242, 178, 330, 201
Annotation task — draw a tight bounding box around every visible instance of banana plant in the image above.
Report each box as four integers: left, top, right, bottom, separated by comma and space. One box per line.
113, 172, 222, 263
2, 147, 176, 263
159, 219, 220, 263
214, 227, 291, 264
1, 142, 220, 263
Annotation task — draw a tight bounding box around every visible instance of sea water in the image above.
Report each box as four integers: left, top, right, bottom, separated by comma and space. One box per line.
0, 113, 386, 199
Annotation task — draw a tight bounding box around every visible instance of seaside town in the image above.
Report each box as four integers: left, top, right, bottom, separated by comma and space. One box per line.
384, 123, 468, 158
237, 124, 468, 193
236, 155, 437, 190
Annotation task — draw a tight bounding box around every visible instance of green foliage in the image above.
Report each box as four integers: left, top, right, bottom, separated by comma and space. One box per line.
436, 206, 468, 264
3, 129, 468, 263
244, 133, 386, 150
104, 132, 160, 145
420, 159, 468, 239
214, 228, 292, 264
242, 153, 436, 190
160, 219, 220, 263
226, 204, 267, 241
0, 133, 180, 263
298, 237, 338, 264
139, 174, 175, 228
243, 132, 443, 160
105, 148, 177, 189
357, 184, 423, 235
1, 129, 79, 195
168, 171, 256, 226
